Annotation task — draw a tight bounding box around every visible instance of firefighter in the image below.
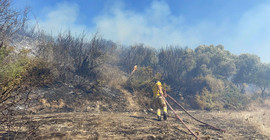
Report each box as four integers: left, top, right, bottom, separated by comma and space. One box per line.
152, 80, 167, 121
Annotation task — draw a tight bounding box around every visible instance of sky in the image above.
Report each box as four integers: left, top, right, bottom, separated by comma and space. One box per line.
13, 0, 270, 63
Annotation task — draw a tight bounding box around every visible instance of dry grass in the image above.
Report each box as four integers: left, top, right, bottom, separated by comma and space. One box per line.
206, 101, 270, 138
99, 64, 129, 88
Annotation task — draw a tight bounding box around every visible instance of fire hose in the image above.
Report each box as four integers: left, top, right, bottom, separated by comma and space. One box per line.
162, 95, 201, 139
166, 94, 226, 132
161, 94, 226, 139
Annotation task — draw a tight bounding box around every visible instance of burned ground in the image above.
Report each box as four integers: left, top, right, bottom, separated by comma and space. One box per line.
1, 83, 270, 140
1, 109, 269, 140
1, 66, 269, 140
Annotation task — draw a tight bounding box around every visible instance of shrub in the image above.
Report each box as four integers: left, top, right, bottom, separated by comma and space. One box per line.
126, 66, 160, 92
192, 88, 222, 110
0, 45, 53, 114
221, 83, 249, 110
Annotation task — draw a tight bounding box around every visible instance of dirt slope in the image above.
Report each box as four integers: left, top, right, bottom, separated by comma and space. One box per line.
115, 85, 140, 112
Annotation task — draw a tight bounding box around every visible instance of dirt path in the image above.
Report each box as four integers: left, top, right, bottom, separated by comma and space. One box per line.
115, 85, 140, 112
1, 108, 269, 140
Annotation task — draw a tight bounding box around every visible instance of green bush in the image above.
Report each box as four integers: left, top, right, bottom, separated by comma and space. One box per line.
126, 66, 157, 91
187, 76, 249, 110
193, 88, 222, 110
0, 46, 53, 101
221, 83, 249, 110
0, 47, 30, 97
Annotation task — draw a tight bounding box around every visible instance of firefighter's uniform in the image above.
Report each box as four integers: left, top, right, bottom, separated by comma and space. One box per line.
152, 81, 167, 121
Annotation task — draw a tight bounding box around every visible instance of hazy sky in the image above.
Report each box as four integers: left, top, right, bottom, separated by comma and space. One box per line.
14, 0, 270, 63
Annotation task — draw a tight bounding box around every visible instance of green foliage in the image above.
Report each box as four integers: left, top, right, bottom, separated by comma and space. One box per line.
193, 88, 222, 110
195, 45, 236, 79
156, 45, 263, 110
233, 54, 261, 85
186, 75, 224, 110
0, 46, 53, 101
184, 75, 224, 96
0, 47, 29, 84
253, 63, 270, 97
188, 79, 249, 110
0, 45, 13, 63
126, 66, 157, 92
126, 66, 170, 94
221, 83, 249, 110
0, 48, 28, 101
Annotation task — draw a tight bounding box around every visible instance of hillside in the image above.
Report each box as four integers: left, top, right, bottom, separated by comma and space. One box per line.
1, 35, 270, 139
1, 1, 270, 138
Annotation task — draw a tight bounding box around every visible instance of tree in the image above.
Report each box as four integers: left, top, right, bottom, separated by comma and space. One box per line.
194, 45, 236, 79
233, 54, 261, 87
253, 63, 270, 97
